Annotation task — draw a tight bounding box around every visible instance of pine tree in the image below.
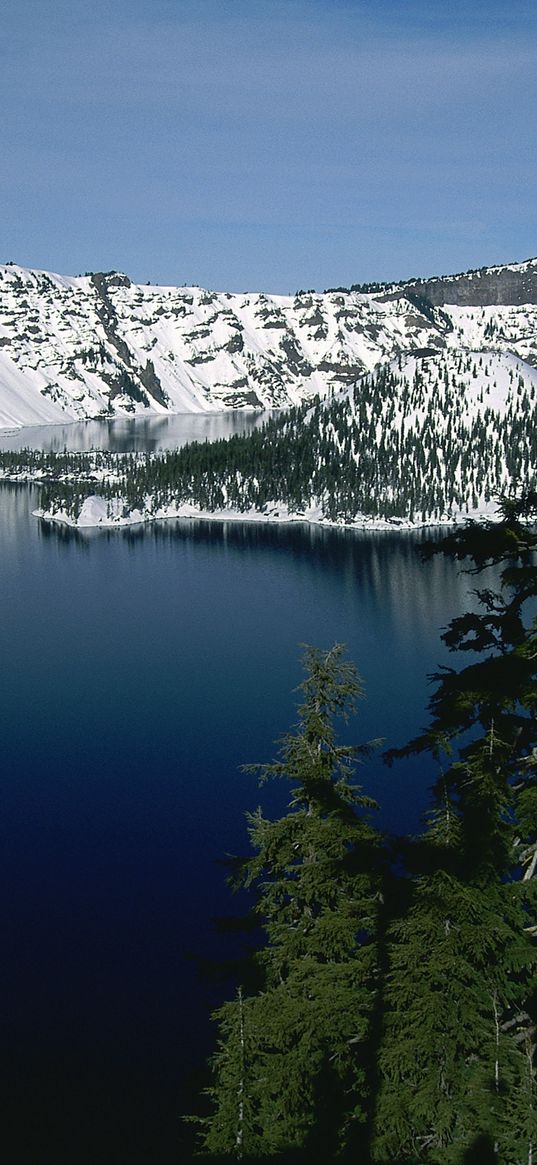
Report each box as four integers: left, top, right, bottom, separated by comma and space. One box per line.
372, 743, 535, 1163
373, 492, 537, 1164
195, 645, 383, 1159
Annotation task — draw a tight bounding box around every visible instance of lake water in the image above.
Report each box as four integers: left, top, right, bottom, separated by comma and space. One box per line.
1, 417, 495, 1163
0, 409, 266, 452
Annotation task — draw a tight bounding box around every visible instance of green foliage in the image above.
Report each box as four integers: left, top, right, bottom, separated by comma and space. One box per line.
195, 646, 383, 1159
374, 491, 537, 1163
373, 851, 534, 1163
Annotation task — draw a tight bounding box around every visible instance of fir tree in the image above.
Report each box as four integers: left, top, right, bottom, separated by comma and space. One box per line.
373, 492, 537, 1164
195, 645, 382, 1159
372, 750, 535, 1164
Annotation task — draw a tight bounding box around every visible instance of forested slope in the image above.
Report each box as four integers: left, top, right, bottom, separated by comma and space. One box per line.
2, 349, 535, 528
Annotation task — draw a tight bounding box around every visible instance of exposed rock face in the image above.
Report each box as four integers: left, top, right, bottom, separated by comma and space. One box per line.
1, 257, 537, 428
397, 258, 537, 307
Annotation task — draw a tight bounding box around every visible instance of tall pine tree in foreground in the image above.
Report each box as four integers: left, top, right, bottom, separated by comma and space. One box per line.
195, 645, 382, 1159
373, 492, 537, 1163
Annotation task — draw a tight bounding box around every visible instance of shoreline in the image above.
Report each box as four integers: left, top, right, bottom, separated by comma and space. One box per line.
32, 494, 496, 533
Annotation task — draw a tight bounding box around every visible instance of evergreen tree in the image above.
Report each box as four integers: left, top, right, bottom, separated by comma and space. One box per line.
373, 493, 537, 1164
195, 645, 382, 1159
372, 752, 535, 1164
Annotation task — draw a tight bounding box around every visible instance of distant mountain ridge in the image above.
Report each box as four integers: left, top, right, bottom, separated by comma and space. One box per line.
325, 256, 537, 306
390, 256, 537, 308
1, 256, 537, 428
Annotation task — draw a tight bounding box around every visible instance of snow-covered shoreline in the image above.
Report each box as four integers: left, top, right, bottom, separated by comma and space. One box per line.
33, 494, 498, 533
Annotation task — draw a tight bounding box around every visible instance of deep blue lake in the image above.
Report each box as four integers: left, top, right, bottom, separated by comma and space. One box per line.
1, 417, 496, 1163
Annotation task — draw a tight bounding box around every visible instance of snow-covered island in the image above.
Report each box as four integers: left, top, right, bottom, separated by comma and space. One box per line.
2, 347, 536, 531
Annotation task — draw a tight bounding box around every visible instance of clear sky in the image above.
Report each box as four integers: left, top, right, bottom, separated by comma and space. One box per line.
2, 0, 536, 291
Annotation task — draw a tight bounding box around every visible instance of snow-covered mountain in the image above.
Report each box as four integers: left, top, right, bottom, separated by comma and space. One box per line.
1, 257, 537, 429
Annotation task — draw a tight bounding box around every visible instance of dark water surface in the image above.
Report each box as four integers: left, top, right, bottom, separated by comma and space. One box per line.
1, 478, 494, 1163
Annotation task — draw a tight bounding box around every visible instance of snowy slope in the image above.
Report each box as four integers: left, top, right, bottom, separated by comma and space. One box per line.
340, 348, 537, 511
2, 258, 537, 429
7, 345, 536, 530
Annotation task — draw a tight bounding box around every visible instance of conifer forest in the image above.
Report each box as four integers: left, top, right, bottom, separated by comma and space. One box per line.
2, 352, 536, 527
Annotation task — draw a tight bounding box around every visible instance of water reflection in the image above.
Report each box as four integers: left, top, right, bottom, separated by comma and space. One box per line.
0, 409, 267, 452
4, 481, 495, 660
35, 510, 487, 646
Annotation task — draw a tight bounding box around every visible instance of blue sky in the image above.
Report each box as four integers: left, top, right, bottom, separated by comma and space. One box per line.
2, 0, 536, 291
